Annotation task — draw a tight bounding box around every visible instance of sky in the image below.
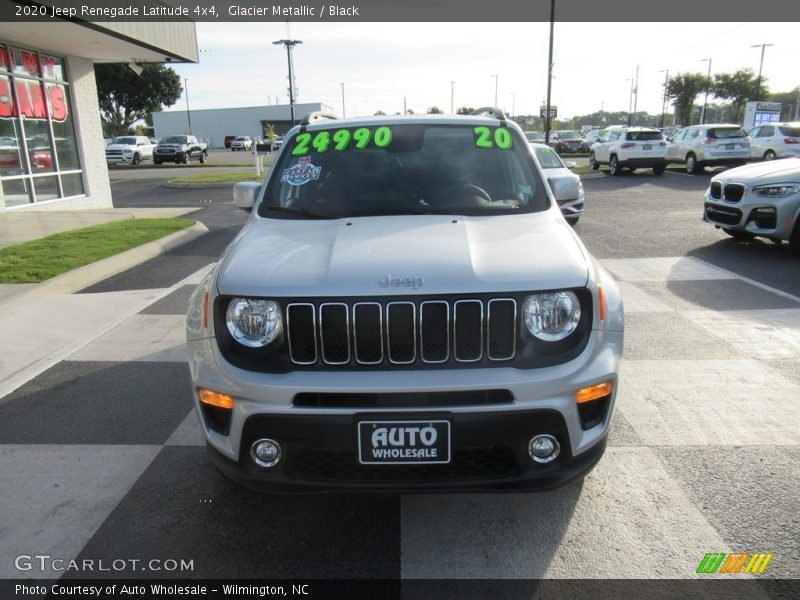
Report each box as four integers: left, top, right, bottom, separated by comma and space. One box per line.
162, 22, 800, 121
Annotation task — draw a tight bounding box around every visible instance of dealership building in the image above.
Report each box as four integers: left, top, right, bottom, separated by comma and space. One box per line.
152, 102, 336, 148
0, 22, 198, 212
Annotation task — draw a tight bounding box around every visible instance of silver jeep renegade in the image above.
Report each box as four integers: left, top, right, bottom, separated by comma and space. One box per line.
186, 109, 624, 492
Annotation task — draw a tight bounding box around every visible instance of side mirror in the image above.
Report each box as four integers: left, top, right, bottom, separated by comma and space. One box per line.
564, 161, 576, 169
233, 181, 261, 211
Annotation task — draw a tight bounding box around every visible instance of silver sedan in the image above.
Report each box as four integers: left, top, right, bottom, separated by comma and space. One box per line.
529, 142, 584, 225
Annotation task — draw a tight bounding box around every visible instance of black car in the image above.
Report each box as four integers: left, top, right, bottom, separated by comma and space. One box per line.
550, 130, 584, 154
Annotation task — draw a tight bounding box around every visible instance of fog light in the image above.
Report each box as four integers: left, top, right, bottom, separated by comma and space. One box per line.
251, 439, 282, 468
528, 434, 560, 463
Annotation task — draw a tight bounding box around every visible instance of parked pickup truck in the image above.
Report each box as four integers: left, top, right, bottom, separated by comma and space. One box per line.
154, 135, 208, 164
105, 135, 154, 165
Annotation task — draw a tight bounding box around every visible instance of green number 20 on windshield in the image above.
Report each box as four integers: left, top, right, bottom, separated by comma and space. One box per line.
292, 126, 393, 156
473, 126, 513, 150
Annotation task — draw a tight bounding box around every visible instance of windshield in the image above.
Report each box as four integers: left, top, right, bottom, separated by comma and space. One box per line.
111, 137, 137, 145
259, 123, 548, 219
235, 136, 247, 141
556, 131, 580, 138
162, 136, 188, 144
533, 146, 565, 169
525, 131, 543, 141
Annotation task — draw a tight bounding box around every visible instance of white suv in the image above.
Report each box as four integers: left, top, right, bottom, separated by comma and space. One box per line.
747, 122, 800, 161
666, 124, 750, 174
231, 136, 253, 151
589, 127, 667, 176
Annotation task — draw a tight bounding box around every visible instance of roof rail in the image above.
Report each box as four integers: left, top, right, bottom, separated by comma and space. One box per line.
470, 107, 507, 122
299, 111, 339, 127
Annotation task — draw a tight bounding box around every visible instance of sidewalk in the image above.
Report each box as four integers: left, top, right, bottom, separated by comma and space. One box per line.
0, 207, 209, 401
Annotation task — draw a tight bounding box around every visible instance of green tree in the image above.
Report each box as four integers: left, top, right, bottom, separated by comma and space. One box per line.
456, 106, 474, 115
263, 122, 276, 143
374, 110, 387, 116
666, 73, 712, 126
713, 69, 764, 123
769, 86, 800, 120
96, 63, 182, 136
427, 106, 443, 114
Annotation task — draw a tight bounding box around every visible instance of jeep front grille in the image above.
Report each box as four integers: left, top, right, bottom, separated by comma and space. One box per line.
286, 298, 517, 367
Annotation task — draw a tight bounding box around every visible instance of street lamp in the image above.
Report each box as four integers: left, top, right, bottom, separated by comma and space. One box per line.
491, 74, 498, 107
658, 69, 669, 128
751, 43, 773, 101
450, 80, 455, 114
700, 58, 712, 125
626, 78, 633, 126
544, 0, 555, 145
184, 78, 192, 135
339, 82, 345, 118
272, 38, 303, 124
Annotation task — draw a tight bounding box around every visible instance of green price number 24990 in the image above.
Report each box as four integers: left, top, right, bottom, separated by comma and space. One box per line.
292, 126, 393, 156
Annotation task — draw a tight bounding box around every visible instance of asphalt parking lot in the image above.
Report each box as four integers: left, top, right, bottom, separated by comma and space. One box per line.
1, 167, 798, 595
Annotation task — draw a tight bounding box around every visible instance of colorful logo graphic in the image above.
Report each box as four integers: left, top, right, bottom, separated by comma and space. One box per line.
696, 552, 773, 574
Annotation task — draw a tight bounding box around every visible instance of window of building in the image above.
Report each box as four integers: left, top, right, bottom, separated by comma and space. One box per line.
0, 43, 83, 208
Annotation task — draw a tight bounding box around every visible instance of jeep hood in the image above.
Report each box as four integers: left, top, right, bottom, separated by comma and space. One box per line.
216, 212, 589, 297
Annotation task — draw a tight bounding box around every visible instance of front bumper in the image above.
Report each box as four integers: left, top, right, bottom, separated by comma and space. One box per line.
188, 327, 622, 492
208, 410, 608, 493
106, 155, 135, 165
703, 192, 800, 241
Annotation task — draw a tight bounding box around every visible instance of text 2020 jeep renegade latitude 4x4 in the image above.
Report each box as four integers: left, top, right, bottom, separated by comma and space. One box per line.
186, 109, 624, 492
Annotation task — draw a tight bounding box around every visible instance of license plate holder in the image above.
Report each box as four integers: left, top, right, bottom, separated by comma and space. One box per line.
643, 144, 652, 150
725, 143, 735, 150
357, 420, 451, 465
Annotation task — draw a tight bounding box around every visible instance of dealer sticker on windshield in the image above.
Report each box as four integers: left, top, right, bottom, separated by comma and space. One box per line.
280, 156, 322, 186
358, 420, 451, 465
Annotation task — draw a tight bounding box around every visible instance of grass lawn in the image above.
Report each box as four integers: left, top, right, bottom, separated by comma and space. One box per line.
0, 218, 194, 283
572, 165, 597, 175
168, 172, 265, 185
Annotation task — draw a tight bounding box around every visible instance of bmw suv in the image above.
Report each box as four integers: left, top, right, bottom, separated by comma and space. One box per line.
186, 109, 624, 493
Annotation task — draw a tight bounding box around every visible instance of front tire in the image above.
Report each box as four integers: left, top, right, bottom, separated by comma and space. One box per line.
609, 155, 621, 176
132, 153, 141, 165
686, 153, 702, 175
653, 164, 666, 175
764, 150, 777, 161
590, 152, 599, 170
182, 152, 190, 164
199, 151, 207, 164
790, 222, 800, 253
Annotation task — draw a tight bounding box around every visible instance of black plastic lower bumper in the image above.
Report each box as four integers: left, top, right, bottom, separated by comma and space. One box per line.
208, 409, 608, 493
619, 158, 667, 168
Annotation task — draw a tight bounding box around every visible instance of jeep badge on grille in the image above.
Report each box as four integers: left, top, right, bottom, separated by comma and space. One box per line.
379, 274, 424, 289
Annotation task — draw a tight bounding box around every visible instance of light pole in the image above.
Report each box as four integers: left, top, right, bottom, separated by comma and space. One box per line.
632, 64, 639, 126
626, 78, 633, 126
544, 0, 555, 145
750, 43, 773, 101
658, 69, 669, 128
491, 74, 498, 107
184, 78, 192, 135
273, 38, 303, 124
511, 91, 516, 117
699, 58, 712, 125
339, 82, 345, 118
450, 80, 455, 114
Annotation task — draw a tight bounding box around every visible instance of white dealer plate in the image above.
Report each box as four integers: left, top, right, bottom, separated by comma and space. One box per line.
357, 420, 451, 465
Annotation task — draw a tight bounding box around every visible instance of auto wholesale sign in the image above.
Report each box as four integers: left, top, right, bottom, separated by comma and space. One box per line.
0, 48, 68, 122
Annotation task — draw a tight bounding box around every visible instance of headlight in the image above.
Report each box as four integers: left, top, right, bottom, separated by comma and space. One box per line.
752, 184, 799, 198
523, 291, 581, 341
123, 149, 133, 154
226, 298, 282, 347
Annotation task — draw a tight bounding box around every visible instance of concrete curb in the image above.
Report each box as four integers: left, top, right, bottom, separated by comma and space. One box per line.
14, 221, 209, 297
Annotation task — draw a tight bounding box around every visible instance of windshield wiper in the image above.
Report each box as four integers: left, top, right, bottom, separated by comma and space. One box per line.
263, 205, 335, 219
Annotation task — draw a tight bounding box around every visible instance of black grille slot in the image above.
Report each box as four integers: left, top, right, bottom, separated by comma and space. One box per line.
420, 301, 449, 363
723, 183, 745, 202
294, 389, 513, 408
487, 299, 516, 360
320, 303, 349, 364
454, 300, 483, 361
709, 181, 722, 199
286, 304, 317, 364
387, 302, 415, 364
294, 447, 518, 482
704, 203, 742, 226
353, 303, 383, 364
